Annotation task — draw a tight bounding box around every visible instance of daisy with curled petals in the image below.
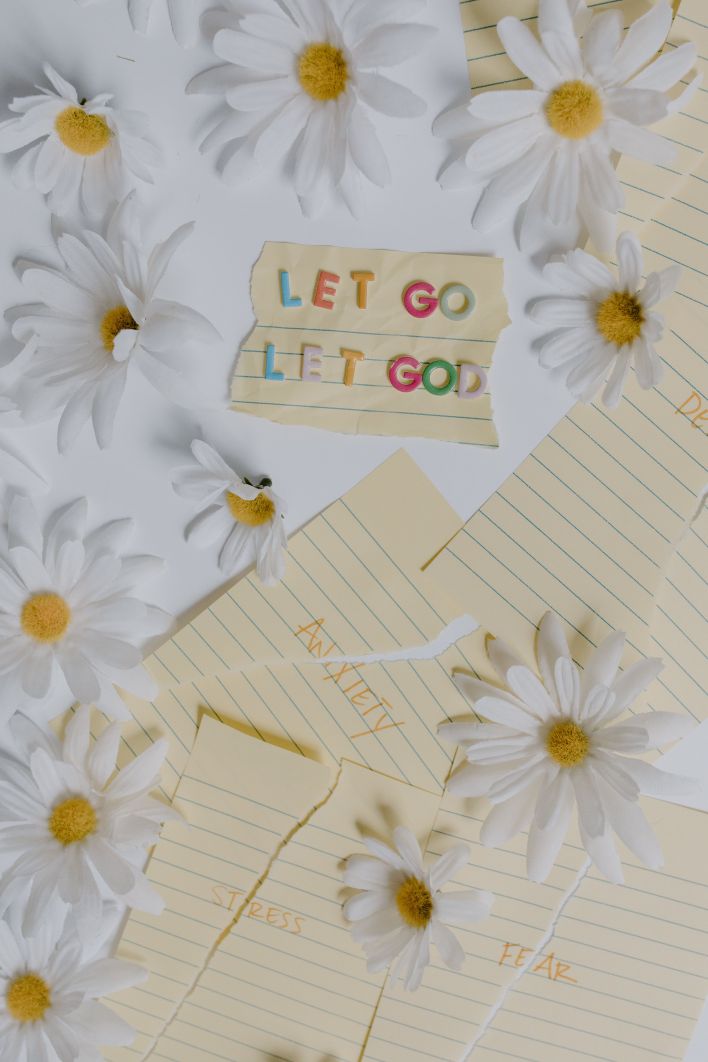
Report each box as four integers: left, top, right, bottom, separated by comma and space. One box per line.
75, 0, 202, 47
0, 707, 176, 938
343, 826, 493, 991
439, 612, 695, 884
0, 905, 145, 1061
171, 440, 287, 585
530, 231, 681, 407
0, 495, 171, 721
8, 198, 221, 451
0, 64, 160, 216
188, 0, 430, 214
435, 0, 700, 249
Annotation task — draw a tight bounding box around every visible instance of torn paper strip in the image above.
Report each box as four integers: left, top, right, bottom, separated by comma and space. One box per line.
232, 242, 508, 446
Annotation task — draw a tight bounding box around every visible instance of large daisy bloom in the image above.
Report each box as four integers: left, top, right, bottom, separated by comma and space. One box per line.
439, 613, 695, 884
435, 0, 699, 249
0, 495, 172, 721
8, 198, 221, 451
0, 906, 145, 1060
188, 0, 431, 215
171, 440, 287, 585
530, 231, 681, 407
343, 826, 493, 992
75, 0, 202, 47
0, 64, 160, 216
0, 707, 176, 937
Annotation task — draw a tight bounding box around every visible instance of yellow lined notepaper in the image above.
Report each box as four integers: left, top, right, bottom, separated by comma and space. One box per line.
364, 796, 708, 1062
231, 242, 508, 446
105, 718, 332, 1062
109, 637, 481, 800
134, 748, 439, 1062
140, 450, 462, 694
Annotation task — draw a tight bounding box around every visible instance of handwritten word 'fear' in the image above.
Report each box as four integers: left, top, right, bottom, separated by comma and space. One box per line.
293, 619, 405, 740
498, 942, 577, 984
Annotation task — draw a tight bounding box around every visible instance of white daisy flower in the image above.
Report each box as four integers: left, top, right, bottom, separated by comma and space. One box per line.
75, 0, 203, 47
435, 0, 700, 249
0, 707, 176, 938
0, 906, 145, 1060
171, 439, 287, 585
439, 612, 696, 884
0, 494, 172, 721
530, 231, 681, 407
8, 198, 221, 452
188, 0, 431, 214
0, 63, 160, 216
343, 826, 493, 992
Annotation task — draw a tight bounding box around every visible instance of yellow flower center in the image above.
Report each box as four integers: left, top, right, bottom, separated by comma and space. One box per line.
226, 490, 276, 527
55, 106, 112, 156
298, 42, 349, 101
547, 720, 589, 767
396, 877, 434, 929
545, 80, 604, 140
20, 593, 71, 643
6, 974, 52, 1023
595, 291, 645, 348
49, 796, 98, 845
100, 305, 139, 353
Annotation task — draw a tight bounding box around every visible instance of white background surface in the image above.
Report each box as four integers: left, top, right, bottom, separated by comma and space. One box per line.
0, 0, 705, 1057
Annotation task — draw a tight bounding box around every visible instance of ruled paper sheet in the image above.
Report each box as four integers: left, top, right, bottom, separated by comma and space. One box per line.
458, 0, 702, 234
427, 107, 708, 715
109, 631, 483, 800
363, 796, 708, 1062
104, 716, 332, 1062
231, 242, 508, 446
145, 755, 440, 1062
140, 450, 462, 693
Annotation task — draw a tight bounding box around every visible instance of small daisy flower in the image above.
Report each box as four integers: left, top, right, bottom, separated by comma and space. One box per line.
76, 0, 203, 47
435, 0, 699, 249
171, 440, 287, 586
0, 906, 146, 1059
0, 63, 160, 216
8, 198, 221, 451
0, 495, 172, 721
343, 826, 493, 992
0, 707, 176, 937
439, 612, 695, 884
530, 231, 681, 407
188, 0, 431, 215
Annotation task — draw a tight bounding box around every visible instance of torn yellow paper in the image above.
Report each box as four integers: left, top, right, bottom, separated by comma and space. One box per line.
231, 242, 508, 445
458, 0, 701, 234
150, 759, 440, 1062
139, 450, 462, 694
426, 151, 708, 704
106, 636, 480, 800
363, 797, 708, 1061
104, 716, 332, 1062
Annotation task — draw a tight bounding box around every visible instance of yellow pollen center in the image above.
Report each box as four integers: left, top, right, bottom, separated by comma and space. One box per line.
6, 974, 52, 1023
547, 720, 589, 767
396, 877, 434, 929
545, 80, 604, 140
20, 593, 71, 643
100, 305, 139, 353
49, 796, 97, 845
298, 42, 349, 101
226, 490, 276, 527
596, 291, 645, 347
55, 106, 112, 156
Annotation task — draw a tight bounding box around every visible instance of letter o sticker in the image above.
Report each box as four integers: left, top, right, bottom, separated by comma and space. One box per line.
422, 359, 456, 396
439, 282, 476, 321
